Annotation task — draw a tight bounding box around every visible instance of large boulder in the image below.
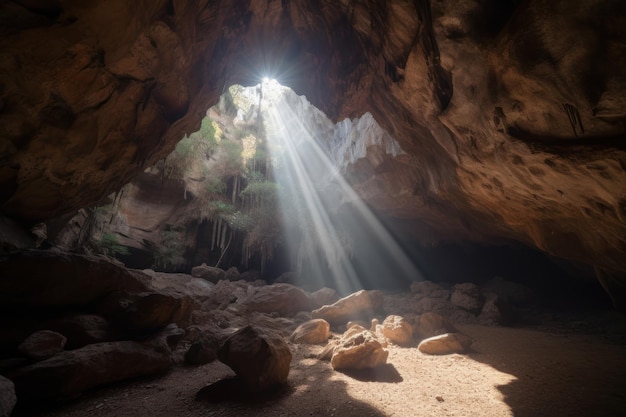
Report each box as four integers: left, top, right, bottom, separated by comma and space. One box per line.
0, 251, 150, 308
312, 290, 383, 326
0, 376, 16, 417
418, 333, 473, 355
309, 287, 340, 309
218, 325, 292, 392
184, 326, 229, 366
330, 327, 389, 370
18, 330, 66, 361
244, 283, 312, 316
44, 314, 117, 349
9, 340, 172, 402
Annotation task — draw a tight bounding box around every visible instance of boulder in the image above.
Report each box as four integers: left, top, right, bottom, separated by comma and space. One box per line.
0, 251, 150, 308
410, 281, 450, 299
309, 287, 340, 309
18, 330, 66, 361
0, 376, 16, 417
185, 326, 229, 365
224, 267, 240, 281
244, 283, 312, 316
478, 293, 521, 326
312, 290, 383, 326
330, 328, 389, 370
418, 333, 473, 355
98, 288, 198, 330
414, 312, 456, 340
44, 314, 116, 349
290, 319, 330, 345
450, 283, 483, 314
142, 269, 215, 301
381, 315, 413, 346
9, 340, 172, 401
191, 263, 225, 283
202, 280, 255, 310
218, 325, 292, 392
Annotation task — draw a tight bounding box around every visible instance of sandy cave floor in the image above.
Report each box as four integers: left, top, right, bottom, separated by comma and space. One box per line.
15, 314, 626, 417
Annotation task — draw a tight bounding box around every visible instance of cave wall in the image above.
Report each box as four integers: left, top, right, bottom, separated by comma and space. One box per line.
1, 0, 625, 299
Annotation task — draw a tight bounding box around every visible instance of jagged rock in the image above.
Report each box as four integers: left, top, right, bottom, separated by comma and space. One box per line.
410, 281, 451, 299
0, 251, 150, 308
330, 328, 389, 370
18, 330, 66, 361
414, 312, 456, 340
312, 290, 383, 326
0, 375, 16, 417
381, 315, 413, 346
310, 287, 340, 309
290, 319, 330, 345
418, 333, 473, 355
218, 325, 292, 393
244, 283, 312, 316
9, 340, 172, 402
450, 283, 483, 314
191, 264, 226, 283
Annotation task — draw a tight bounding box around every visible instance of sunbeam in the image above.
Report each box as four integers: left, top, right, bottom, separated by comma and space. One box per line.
259, 82, 424, 293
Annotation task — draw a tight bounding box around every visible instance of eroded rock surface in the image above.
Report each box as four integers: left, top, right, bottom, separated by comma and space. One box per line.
0, 1, 624, 304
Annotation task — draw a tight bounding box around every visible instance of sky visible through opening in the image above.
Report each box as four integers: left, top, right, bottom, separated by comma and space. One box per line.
258, 78, 423, 293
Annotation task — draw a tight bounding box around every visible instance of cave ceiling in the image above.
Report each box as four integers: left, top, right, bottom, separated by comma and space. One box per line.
0, 0, 625, 292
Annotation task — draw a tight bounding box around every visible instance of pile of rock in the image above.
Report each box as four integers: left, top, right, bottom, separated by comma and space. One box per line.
0, 251, 532, 413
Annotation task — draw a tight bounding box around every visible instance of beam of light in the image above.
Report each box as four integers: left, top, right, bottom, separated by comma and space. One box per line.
260, 84, 424, 294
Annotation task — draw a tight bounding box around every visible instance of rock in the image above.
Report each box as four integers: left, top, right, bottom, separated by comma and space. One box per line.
414, 312, 456, 340
312, 290, 383, 326
185, 326, 229, 366
244, 283, 312, 316
309, 287, 340, 309
203, 280, 255, 310
0, 376, 16, 417
98, 288, 198, 331
191, 263, 225, 283
274, 271, 297, 284
0, 251, 150, 308
9, 340, 172, 402
240, 269, 261, 282
381, 315, 413, 346
450, 283, 483, 313
482, 277, 533, 306
410, 281, 450, 299
418, 333, 473, 355
330, 328, 389, 370
218, 325, 292, 392
18, 330, 66, 361
44, 314, 116, 349
142, 269, 215, 301
224, 267, 240, 281
290, 319, 330, 345
479, 293, 521, 326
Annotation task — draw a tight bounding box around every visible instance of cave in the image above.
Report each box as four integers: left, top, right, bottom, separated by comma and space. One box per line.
1, 1, 626, 416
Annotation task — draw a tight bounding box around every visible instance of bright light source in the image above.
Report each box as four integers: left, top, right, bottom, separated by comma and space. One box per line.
262, 77, 270, 83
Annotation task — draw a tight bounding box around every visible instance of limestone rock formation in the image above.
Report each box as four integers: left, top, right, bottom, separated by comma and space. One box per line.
381, 315, 413, 346
0, 1, 625, 305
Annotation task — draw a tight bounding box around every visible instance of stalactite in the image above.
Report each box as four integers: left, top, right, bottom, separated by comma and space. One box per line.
211, 219, 217, 251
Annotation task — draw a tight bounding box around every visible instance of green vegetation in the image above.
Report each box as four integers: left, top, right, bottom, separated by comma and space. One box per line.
152, 226, 186, 270
94, 232, 130, 257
